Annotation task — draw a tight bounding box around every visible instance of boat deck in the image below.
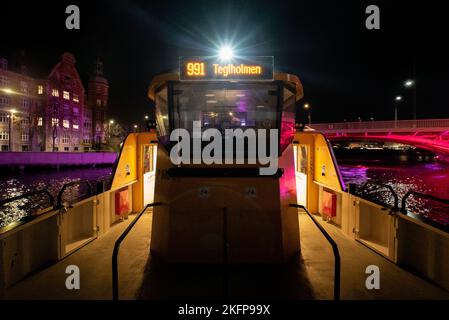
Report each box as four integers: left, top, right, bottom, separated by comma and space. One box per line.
5, 210, 449, 300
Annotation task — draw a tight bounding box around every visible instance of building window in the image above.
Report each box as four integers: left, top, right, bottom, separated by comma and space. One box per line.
64, 147, 69, 151
0, 96, 9, 105
52, 89, 59, 97
73, 94, 79, 103
37, 85, 44, 95
0, 132, 9, 140
0, 112, 9, 123
83, 137, 91, 144
84, 122, 91, 129
63, 91, 70, 100
52, 118, 59, 126
74, 147, 79, 151
0, 75, 8, 87
22, 145, 28, 151
37, 117, 43, 126
62, 135, 70, 144
20, 81, 28, 93
73, 124, 79, 130
21, 133, 29, 142
21, 118, 30, 126
63, 119, 70, 128
1, 145, 9, 151
96, 99, 101, 107
21, 99, 29, 108
73, 107, 79, 114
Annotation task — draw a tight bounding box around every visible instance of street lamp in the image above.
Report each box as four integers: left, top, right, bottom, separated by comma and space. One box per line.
9, 109, 16, 151
394, 96, 402, 126
404, 79, 417, 120
108, 120, 115, 141
303, 103, 311, 126
144, 115, 149, 120
133, 124, 139, 132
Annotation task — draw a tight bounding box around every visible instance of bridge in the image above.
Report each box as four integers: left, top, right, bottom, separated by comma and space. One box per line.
310, 119, 449, 155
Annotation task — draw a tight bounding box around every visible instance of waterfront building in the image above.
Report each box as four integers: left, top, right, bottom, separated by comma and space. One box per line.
0, 53, 109, 152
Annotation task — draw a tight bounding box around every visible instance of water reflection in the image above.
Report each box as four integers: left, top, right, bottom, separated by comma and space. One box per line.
0, 167, 112, 228
339, 163, 449, 226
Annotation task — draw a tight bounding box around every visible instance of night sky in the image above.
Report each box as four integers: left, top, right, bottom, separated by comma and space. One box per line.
1, 0, 448, 125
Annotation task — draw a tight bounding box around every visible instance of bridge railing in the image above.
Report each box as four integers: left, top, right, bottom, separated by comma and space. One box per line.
311, 119, 449, 132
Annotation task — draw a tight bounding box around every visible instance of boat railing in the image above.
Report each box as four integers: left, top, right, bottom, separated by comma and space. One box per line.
112, 202, 165, 300
289, 203, 341, 300
401, 190, 449, 214
56, 180, 94, 209
359, 182, 400, 211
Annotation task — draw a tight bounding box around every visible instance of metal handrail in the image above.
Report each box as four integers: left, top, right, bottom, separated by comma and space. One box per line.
289, 204, 341, 300
112, 202, 164, 300
360, 182, 399, 211
401, 190, 449, 214
56, 180, 93, 208
0, 189, 54, 208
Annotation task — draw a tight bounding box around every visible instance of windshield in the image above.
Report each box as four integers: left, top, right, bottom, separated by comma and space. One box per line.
172, 82, 280, 134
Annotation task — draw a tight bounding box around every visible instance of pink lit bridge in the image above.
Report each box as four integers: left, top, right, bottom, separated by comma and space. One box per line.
309, 119, 449, 155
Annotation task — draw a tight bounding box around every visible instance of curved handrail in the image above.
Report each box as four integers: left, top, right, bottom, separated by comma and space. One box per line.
56, 180, 93, 208
289, 204, 341, 300
112, 202, 165, 300
360, 182, 399, 211
401, 190, 449, 214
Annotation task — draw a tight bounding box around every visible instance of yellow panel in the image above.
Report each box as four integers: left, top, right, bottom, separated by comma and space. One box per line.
111, 134, 137, 190
292, 131, 344, 213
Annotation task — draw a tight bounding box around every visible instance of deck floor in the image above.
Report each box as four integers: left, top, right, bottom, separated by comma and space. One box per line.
5, 210, 449, 300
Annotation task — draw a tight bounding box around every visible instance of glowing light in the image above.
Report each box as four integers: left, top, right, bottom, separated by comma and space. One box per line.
2, 88, 14, 94
109, 119, 115, 124
304, 103, 310, 109
218, 46, 234, 61
206, 100, 217, 104
213, 63, 261, 77
10, 109, 17, 114
395, 96, 402, 101
405, 80, 414, 87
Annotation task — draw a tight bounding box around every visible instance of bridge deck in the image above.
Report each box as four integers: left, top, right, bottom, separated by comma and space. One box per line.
4, 210, 449, 300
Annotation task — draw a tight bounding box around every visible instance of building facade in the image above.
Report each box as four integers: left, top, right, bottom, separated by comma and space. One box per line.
0, 53, 109, 152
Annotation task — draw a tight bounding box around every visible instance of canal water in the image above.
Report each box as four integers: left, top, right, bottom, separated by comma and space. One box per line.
1, 156, 449, 229
0, 166, 112, 228
339, 162, 449, 227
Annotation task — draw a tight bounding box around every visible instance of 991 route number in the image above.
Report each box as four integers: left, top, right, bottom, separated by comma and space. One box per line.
222, 304, 270, 315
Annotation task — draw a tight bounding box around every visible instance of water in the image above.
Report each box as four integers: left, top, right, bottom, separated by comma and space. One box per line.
0, 166, 112, 228
339, 162, 449, 227
2, 155, 449, 230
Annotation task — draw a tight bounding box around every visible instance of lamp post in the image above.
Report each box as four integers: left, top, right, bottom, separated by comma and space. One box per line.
303, 103, 311, 126
133, 124, 139, 132
394, 96, 402, 127
9, 109, 16, 151
404, 79, 416, 120
108, 119, 115, 142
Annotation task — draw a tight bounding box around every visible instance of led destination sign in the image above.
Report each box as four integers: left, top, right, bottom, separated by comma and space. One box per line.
180, 56, 274, 81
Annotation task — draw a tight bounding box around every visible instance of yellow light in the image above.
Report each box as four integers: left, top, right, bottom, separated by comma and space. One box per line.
2, 88, 14, 94
213, 63, 262, 77
109, 120, 115, 124
304, 103, 310, 109
186, 62, 205, 76
10, 109, 17, 114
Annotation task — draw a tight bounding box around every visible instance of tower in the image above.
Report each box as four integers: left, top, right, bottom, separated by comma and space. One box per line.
87, 59, 109, 149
